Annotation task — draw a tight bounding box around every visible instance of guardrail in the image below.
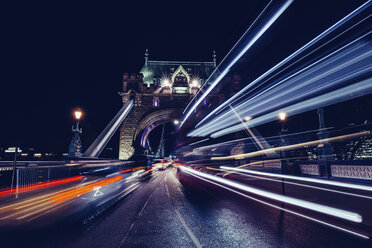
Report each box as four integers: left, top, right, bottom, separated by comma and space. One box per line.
298, 160, 372, 181
0, 160, 136, 198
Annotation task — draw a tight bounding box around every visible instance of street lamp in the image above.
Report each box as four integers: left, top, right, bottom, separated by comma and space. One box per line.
278, 112, 287, 195
68, 109, 83, 157
174, 120, 179, 125
278, 112, 286, 121
244, 116, 253, 122
278, 112, 287, 133
74, 110, 82, 120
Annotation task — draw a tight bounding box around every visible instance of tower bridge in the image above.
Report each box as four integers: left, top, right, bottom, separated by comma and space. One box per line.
118, 51, 221, 159
2, 2, 372, 247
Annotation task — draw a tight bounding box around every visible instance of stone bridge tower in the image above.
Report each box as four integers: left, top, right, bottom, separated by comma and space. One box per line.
118, 50, 216, 160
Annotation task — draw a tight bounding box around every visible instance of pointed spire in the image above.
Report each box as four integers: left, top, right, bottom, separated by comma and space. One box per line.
212, 50, 217, 67
145, 48, 149, 66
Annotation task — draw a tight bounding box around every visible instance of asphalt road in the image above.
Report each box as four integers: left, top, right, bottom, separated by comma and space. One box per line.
1, 167, 371, 248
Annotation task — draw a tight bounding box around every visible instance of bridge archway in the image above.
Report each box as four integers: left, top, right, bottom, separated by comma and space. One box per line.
134, 108, 183, 150
119, 107, 183, 160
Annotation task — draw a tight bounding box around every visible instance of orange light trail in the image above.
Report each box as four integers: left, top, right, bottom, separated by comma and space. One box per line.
0, 175, 83, 198
212, 131, 370, 160
121, 166, 146, 173
50, 175, 123, 204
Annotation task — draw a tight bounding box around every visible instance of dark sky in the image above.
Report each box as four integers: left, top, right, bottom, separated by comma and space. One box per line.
0, 0, 367, 154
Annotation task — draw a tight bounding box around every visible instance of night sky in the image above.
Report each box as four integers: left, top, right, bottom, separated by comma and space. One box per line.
0, 0, 367, 155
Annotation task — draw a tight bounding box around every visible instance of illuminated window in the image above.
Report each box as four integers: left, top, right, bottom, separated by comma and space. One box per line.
153, 97, 159, 107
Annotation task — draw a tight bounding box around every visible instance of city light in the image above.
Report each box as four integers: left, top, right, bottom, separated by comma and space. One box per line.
278, 112, 286, 121
74, 110, 82, 120
174, 120, 180, 125
244, 116, 253, 122
191, 79, 199, 87
162, 78, 171, 87
34, 153, 42, 158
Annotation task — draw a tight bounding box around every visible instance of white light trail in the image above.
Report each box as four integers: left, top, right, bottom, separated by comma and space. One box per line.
188, 138, 210, 147
180, 167, 369, 239
195, 1, 372, 128
180, 166, 362, 223
180, 0, 294, 127
221, 166, 372, 194
210, 78, 372, 138
189, 37, 372, 137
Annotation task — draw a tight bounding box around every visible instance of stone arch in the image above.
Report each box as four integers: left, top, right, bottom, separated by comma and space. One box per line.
134, 108, 183, 150
119, 107, 184, 160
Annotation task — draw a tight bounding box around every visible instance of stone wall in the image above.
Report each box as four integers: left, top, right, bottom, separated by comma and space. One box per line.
119, 101, 150, 160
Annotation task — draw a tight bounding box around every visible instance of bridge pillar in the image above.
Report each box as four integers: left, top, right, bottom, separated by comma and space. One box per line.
119, 98, 149, 160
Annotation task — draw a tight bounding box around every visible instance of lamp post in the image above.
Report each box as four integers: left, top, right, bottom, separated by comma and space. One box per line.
278, 112, 287, 195
278, 112, 288, 153
317, 108, 333, 177
68, 110, 83, 158
8, 147, 21, 199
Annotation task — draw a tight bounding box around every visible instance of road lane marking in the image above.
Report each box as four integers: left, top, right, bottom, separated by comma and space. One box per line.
138, 190, 154, 217
119, 222, 135, 247
175, 209, 202, 248
119, 171, 167, 247
166, 169, 202, 247
165, 184, 170, 198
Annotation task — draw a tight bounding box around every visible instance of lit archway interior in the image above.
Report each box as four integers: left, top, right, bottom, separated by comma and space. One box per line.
134, 108, 183, 149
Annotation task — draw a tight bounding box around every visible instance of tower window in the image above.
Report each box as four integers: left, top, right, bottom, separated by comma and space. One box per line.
153, 97, 159, 107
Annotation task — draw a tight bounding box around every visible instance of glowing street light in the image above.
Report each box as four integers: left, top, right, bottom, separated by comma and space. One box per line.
74, 110, 82, 120
69, 109, 83, 157
278, 112, 287, 121
244, 116, 253, 122
174, 120, 179, 125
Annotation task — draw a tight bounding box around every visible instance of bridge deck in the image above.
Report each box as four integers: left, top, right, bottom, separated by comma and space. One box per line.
1, 168, 370, 248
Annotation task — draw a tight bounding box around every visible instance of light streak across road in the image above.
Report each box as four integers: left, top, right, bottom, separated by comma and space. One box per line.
179, 166, 362, 223
210, 131, 370, 160
180, 167, 369, 239
220, 166, 372, 192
